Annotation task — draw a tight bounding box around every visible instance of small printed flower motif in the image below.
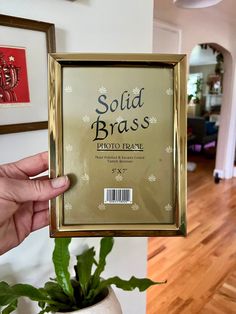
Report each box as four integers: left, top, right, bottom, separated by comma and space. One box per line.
115, 174, 123, 182
98, 203, 106, 211
65, 85, 72, 93
82, 115, 90, 123
131, 203, 139, 211
98, 86, 107, 94
165, 146, 173, 153
166, 88, 173, 96
65, 202, 72, 210
65, 144, 73, 152
149, 116, 157, 124
132, 87, 140, 95
165, 204, 173, 212
148, 174, 157, 182
81, 173, 89, 181
116, 116, 124, 123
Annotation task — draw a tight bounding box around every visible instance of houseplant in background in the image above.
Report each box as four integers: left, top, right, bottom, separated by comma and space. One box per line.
193, 77, 203, 116
0, 237, 165, 313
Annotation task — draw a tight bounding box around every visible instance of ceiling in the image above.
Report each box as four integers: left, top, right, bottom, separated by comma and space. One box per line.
154, 0, 235, 65
154, 0, 236, 26
190, 45, 217, 66
210, 0, 236, 24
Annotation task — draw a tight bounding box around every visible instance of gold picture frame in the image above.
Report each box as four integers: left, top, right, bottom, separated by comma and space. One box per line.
49, 53, 187, 237
0, 14, 56, 134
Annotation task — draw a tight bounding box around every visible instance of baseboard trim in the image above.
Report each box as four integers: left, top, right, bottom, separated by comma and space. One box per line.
233, 167, 236, 177
213, 169, 224, 179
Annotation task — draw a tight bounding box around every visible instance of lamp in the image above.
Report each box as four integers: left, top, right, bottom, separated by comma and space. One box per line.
173, 0, 223, 8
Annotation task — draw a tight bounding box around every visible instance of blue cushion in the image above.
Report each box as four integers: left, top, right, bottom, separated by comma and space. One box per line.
206, 121, 217, 135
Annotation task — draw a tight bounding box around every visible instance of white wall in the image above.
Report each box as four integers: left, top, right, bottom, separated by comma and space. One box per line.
153, 20, 181, 54
0, 1, 154, 313
153, 1, 236, 179
0, 0, 153, 53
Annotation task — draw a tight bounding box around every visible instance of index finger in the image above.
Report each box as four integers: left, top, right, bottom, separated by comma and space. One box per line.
12, 152, 48, 177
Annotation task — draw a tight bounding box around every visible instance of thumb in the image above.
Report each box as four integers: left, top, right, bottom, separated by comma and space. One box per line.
0, 176, 70, 203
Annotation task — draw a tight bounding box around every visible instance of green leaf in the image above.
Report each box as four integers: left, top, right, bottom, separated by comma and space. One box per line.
44, 281, 72, 304
0, 282, 47, 306
38, 300, 46, 309
76, 247, 96, 296
2, 300, 17, 314
38, 302, 75, 314
95, 276, 166, 296
38, 305, 57, 314
0, 281, 69, 313
0, 282, 55, 314
0, 282, 9, 292
0, 282, 16, 306
87, 238, 114, 301
92, 238, 114, 287
52, 238, 74, 302
11, 284, 48, 301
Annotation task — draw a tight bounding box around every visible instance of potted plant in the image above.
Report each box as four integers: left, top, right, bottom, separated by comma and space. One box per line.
0, 237, 165, 313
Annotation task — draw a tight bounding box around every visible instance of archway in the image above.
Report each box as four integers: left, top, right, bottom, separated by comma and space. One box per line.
187, 42, 234, 179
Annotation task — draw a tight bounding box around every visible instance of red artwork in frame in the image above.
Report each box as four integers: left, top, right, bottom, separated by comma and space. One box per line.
0, 46, 30, 104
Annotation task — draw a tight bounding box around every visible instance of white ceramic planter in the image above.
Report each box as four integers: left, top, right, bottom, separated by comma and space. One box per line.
54, 288, 122, 314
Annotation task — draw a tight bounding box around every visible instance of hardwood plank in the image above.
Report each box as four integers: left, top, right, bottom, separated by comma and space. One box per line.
202, 271, 236, 313
147, 155, 236, 314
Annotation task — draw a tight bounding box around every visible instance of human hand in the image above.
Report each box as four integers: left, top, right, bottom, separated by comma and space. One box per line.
0, 152, 70, 255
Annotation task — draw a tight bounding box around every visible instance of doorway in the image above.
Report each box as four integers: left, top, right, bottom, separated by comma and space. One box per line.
187, 43, 224, 173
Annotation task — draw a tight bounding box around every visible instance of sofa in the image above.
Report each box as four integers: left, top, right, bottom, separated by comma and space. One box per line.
187, 117, 218, 152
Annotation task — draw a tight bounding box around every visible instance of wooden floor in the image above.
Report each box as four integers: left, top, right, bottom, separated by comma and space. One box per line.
147, 154, 236, 314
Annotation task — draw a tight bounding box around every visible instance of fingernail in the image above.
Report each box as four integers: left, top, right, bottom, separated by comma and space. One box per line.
51, 176, 68, 189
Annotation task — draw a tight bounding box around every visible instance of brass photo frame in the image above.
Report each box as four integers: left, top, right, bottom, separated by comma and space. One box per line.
49, 53, 187, 237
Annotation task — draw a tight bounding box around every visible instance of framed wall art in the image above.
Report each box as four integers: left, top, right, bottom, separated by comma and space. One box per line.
0, 14, 56, 134
49, 53, 187, 237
